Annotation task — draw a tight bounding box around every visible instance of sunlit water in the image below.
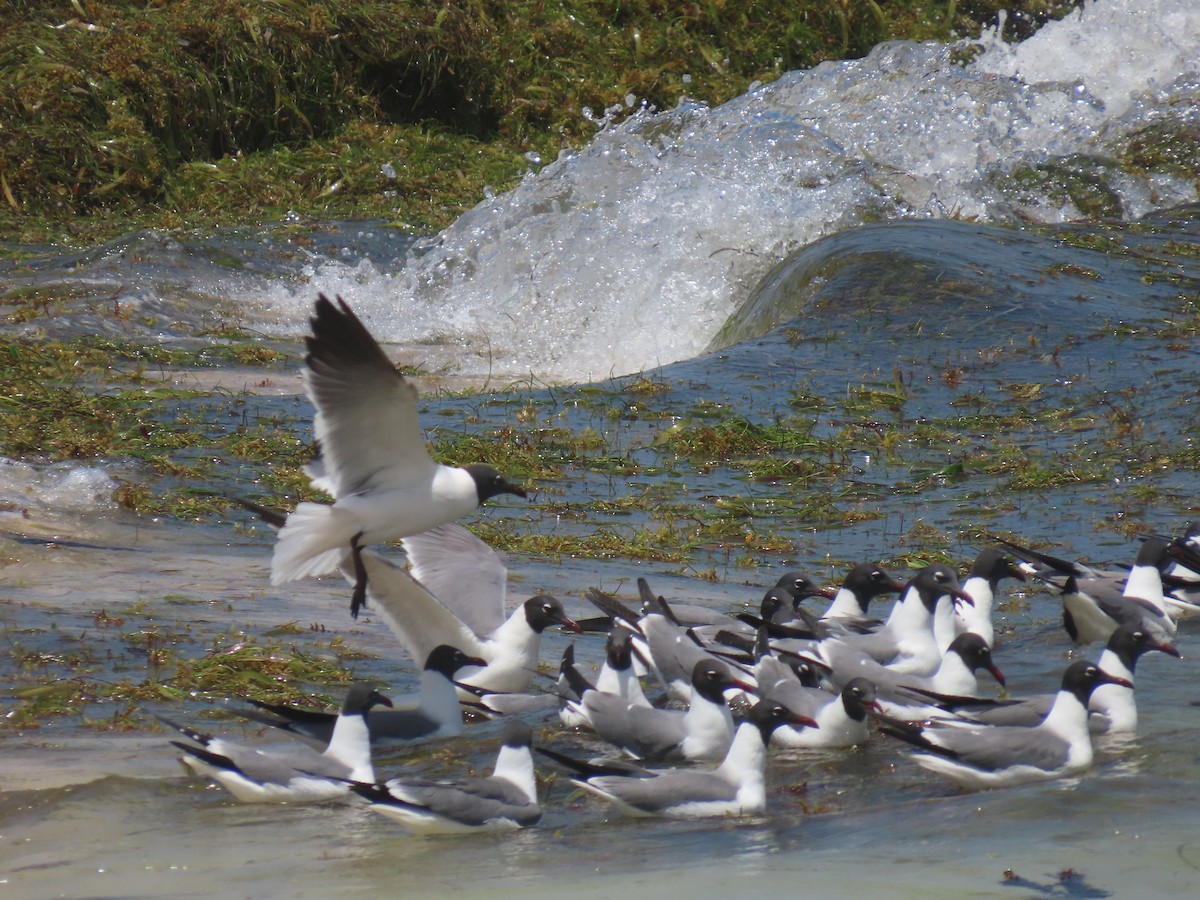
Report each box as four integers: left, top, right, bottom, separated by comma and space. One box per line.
4, 1, 1200, 896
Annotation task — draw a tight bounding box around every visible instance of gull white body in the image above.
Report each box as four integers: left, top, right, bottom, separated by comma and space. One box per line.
165, 684, 388, 804
351, 526, 578, 698
355, 721, 541, 833
270, 296, 524, 592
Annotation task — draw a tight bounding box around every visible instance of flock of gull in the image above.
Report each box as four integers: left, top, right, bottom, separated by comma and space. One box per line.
160, 294, 1200, 832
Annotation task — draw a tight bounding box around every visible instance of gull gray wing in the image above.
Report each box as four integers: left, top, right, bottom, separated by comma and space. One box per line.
585, 697, 688, 759
945, 696, 1053, 728
589, 770, 738, 813
350, 549, 483, 663
401, 523, 508, 638
927, 724, 1070, 772
393, 776, 537, 819
365, 779, 542, 827
304, 295, 438, 497
220, 741, 349, 784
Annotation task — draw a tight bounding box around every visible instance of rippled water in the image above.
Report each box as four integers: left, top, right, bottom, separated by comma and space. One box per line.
4, 1, 1200, 896
5, 211, 1200, 895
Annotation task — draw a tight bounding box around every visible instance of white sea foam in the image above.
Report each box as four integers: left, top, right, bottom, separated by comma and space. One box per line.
241, 0, 1200, 383
0, 458, 120, 522
974, 0, 1200, 115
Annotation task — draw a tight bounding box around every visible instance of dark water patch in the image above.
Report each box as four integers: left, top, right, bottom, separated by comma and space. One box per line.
710, 211, 1200, 352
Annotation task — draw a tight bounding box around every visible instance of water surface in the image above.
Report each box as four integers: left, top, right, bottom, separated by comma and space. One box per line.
4, 1, 1200, 896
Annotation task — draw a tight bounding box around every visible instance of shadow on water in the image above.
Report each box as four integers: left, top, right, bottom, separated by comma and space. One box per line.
1000, 869, 1112, 898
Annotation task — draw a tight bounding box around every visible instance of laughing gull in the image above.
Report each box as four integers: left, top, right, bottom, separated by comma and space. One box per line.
818, 564, 973, 676
1157, 523, 1200, 605
589, 629, 653, 706
999, 536, 1180, 642
874, 660, 1131, 790
713, 573, 838, 640
759, 675, 881, 749
908, 623, 1180, 734
559, 630, 652, 729
585, 582, 753, 703
348, 524, 580, 697
822, 632, 1006, 719
269, 294, 526, 616
1117, 536, 1200, 623
349, 719, 541, 833
633, 572, 830, 638
764, 571, 838, 622
954, 547, 1028, 648
233, 645, 482, 745
161, 683, 392, 803
537, 698, 815, 818
1066, 537, 1181, 639
562, 658, 754, 761
819, 562, 905, 630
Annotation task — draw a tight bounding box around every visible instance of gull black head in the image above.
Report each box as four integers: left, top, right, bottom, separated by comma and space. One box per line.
522, 595, 582, 634
908, 563, 973, 612
499, 717, 534, 750
840, 677, 881, 722
788, 655, 827, 688
605, 628, 635, 671
946, 632, 1006, 686
746, 698, 819, 742
689, 659, 753, 704
774, 571, 834, 601
760, 587, 798, 623
969, 547, 1028, 589
465, 464, 528, 504
340, 682, 393, 716
841, 562, 905, 609
1061, 660, 1133, 703
424, 644, 487, 678
1106, 622, 1180, 671
1134, 535, 1172, 570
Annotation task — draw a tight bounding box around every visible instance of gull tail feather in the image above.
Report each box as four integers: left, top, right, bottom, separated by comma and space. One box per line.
270, 502, 352, 584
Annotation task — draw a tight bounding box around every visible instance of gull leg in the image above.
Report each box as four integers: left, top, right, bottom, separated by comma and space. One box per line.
350, 532, 368, 618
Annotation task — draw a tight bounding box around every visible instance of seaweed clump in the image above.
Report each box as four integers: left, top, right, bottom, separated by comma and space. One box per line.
0, 0, 1082, 243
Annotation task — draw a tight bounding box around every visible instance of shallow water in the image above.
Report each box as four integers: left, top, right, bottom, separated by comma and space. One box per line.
5, 510, 1200, 899
4, 1, 1200, 896
5, 207, 1200, 894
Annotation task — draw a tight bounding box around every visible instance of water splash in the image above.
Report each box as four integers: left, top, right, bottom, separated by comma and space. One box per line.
0, 459, 120, 529
167, 2, 1200, 380
240, 0, 1194, 381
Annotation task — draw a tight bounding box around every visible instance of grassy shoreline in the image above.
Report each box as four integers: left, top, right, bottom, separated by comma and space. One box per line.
0, 0, 1081, 246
